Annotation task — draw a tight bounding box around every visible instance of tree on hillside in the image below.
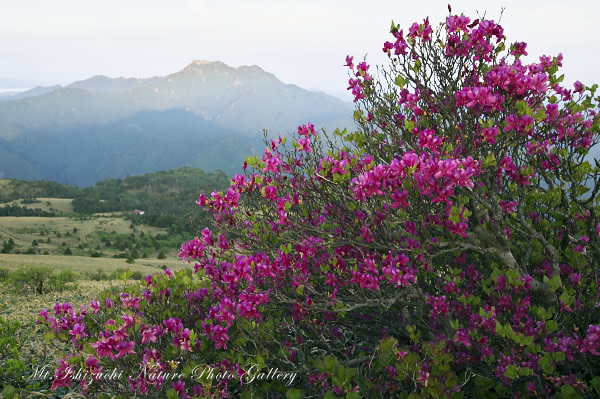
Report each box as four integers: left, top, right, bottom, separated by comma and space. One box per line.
38, 8, 600, 399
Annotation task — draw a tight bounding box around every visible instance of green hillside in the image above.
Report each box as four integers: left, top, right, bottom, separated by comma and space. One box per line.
0, 166, 231, 232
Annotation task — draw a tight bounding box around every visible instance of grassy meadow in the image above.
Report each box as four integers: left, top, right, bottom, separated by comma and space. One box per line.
0, 212, 186, 257
0, 253, 186, 275
1, 197, 74, 213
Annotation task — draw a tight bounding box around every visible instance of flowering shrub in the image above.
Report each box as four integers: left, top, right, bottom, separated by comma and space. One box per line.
38, 8, 600, 398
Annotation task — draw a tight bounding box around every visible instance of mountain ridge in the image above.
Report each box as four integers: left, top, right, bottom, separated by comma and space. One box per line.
0, 60, 354, 186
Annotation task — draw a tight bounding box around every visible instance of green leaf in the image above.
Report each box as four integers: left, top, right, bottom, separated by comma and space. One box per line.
286, 388, 304, 399
346, 392, 362, 399
394, 75, 407, 88
483, 153, 497, 168
0, 385, 17, 399
166, 389, 178, 399
548, 275, 562, 291
520, 367, 532, 376
324, 355, 338, 371
559, 291, 573, 306
120, 268, 132, 281
554, 351, 566, 362
539, 355, 554, 374
449, 206, 461, 224
535, 108, 546, 122
558, 384, 582, 399
515, 100, 533, 116
591, 376, 600, 393
240, 390, 254, 399
504, 364, 518, 379
413, 59, 421, 73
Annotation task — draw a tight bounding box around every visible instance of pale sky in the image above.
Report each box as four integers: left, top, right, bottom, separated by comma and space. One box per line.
0, 0, 598, 100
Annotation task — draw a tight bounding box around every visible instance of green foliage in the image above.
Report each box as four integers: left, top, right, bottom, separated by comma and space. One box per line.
0, 318, 27, 389
0, 268, 9, 281
6, 266, 53, 294
47, 269, 79, 292
0, 179, 79, 203
0, 204, 56, 217
87, 268, 111, 281
69, 167, 231, 231
130, 270, 144, 280
4, 266, 78, 294
1, 238, 15, 254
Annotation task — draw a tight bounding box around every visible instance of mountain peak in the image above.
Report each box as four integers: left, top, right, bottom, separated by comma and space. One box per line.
191, 60, 218, 65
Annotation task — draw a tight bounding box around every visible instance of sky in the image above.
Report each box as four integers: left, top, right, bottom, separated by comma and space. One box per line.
1, 0, 598, 100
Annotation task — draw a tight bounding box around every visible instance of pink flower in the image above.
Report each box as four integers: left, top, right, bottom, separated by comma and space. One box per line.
391, 190, 410, 209
164, 317, 183, 333
89, 300, 100, 314
69, 323, 87, 342
141, 325, 159, 344
297, 123, 316, 136
179, 237, 206, 262
114, 341, 136, 358
297, 137, 312, 153
402, 152, 419, 168
454, 328, 471, 347
426, 295, 450, 319
344, 55, 354, 69
85, 355, 102, 374
263, 185, 277, 200
262, 149, 281, 173
91, 337, 115, 359
581, 325, 600, 356
511, 42, 528, 56
51, 358, 72, 390
172, 380, 187, 397
446, 15, 470, 32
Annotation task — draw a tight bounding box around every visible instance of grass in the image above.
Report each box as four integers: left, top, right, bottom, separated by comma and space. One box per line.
34, 197, 74, 213
0, 280, 119, 323
0, 197, 74, 214
0, 253, 187, 275
0, 215, 182, 258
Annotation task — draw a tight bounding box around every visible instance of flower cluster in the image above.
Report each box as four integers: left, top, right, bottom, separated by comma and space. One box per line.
38, 8, 600, 399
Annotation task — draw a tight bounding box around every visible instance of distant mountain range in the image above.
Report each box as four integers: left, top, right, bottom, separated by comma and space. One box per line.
0, 60, 354, 186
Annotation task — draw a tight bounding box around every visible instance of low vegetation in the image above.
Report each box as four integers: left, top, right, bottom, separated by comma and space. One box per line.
3, 266, 78, 294
0, 167, 231, 397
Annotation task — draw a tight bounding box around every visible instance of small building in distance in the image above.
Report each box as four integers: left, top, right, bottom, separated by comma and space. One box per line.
132, 209, 145, 215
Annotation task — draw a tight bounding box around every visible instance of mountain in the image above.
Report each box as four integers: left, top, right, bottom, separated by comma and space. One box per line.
67, 75, 163, 92
0, 61, 354, 186
7, 85, 62, 100
0, 76, 162, 101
